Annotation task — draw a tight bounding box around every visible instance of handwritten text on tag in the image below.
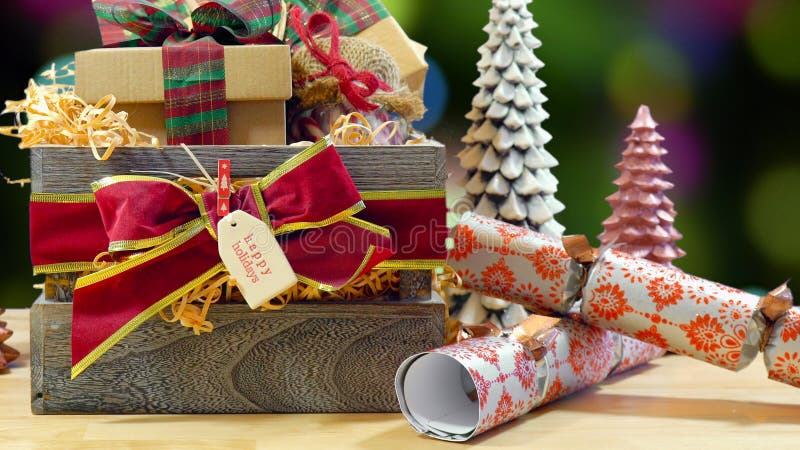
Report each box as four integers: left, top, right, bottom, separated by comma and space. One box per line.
217, 210, 298, 309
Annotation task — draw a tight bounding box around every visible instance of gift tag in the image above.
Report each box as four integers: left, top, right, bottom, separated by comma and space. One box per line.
218, 210, 298, 309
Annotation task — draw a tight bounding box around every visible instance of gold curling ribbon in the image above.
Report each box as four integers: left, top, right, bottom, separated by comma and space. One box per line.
330, 112, 399, 146
432, 265, 467, 345
259, 269, 400, 310
327, 112, 429, 146
1, 170, 30, 188
92, 251, 115, 271
159, 272, 228, 335
433, 265, 462, 300
161, 269, 400, 334
0, 63, 158, 160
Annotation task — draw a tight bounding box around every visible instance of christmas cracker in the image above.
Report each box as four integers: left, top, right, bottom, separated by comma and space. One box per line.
448, 212, 797, 386
395, 314, 664, 441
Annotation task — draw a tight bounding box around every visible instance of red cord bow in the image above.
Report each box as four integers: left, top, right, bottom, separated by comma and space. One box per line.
290, 8, 392, 112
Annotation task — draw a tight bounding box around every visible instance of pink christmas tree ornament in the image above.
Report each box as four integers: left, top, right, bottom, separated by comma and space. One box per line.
599, 105, 686, 267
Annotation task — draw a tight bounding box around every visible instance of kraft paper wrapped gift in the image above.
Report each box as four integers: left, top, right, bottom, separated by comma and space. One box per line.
75, 45, 291, 145
356, 16, 428, 96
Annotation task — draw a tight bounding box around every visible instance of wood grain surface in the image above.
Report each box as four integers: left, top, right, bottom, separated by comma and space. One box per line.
30, 144, 447, 193
3, 308, 800, 449
30, 296, 445, 415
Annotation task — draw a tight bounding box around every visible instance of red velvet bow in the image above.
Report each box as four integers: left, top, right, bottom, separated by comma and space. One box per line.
290, 8, 392, 111
69, 139, 393, 378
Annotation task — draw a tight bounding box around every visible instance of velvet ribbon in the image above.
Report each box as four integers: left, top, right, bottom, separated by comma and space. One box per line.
31, 192, 448, 276
32, 139, 402, 378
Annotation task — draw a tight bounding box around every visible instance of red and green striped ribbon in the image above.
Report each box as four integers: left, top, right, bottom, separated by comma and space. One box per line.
163, 38, 229, 145
285, 0, 389, 49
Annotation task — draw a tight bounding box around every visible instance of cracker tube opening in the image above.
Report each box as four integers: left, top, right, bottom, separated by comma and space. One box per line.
395, 353, 481, 441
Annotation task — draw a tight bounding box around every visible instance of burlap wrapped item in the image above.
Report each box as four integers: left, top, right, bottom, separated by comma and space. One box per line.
292, 36, 425, 121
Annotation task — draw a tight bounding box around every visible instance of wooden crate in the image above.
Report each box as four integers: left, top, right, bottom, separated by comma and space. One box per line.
29, 144, 446, 413
31, 295, 446, 414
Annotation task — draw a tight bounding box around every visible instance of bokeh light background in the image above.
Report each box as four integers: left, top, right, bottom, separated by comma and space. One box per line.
0, 0, 798, 307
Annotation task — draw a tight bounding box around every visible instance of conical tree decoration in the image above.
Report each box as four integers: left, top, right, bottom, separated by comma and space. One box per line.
458, 0, 565, 238
599, 105, 686, 266
449, 291, 531, 329
0, 308, 19, 370
453, 0, 563, 329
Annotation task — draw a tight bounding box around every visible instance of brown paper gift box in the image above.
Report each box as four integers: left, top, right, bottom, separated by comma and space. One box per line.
356, 17, 428, 96
75, 45, 292, 145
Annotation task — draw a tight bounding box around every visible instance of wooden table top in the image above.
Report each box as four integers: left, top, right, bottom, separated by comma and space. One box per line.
1, 308, 799, 449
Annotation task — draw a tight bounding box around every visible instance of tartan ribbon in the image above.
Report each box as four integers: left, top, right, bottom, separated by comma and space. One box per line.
289, 8, 392, 111
93, 0, 284, 145
93, 0, 283, 47
285, 0, 389, 48
63, 139, 394, 378
162, 39, 230, 144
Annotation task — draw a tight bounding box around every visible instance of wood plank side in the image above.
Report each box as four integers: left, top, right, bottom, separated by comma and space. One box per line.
31, 145, 446, 193
31, 296, 445, 414
30, 296, 45, 414
30, 148, 43, 193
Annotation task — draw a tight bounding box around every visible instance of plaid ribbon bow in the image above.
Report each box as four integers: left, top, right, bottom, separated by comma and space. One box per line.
285, 0, 389, 48
93, 0, 283, 47
93, 0, 283, 145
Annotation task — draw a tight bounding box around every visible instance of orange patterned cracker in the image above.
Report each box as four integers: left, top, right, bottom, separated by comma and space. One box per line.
449, 212, 800, 390
581, 249, 762, 371
765, 308, 800, 387
395, 316, 661, 441
449, 212, 582, 315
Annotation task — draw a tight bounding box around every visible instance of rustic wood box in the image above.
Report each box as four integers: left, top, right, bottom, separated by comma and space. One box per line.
29, 143, 447, 413
31, 296, 445, 414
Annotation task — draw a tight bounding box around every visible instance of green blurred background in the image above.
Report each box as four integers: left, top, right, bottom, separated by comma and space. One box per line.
0, 0, 799, 307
